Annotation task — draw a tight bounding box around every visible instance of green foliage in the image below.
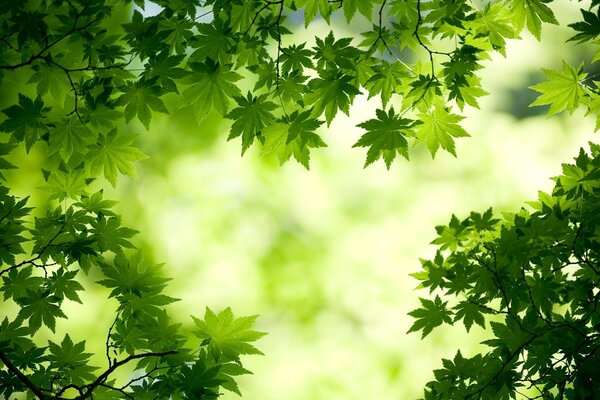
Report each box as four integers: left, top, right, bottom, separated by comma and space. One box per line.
2, 0, 594, 171
410, 146, 600, 398
0, 186, 264, 398
1, 0, 600, 398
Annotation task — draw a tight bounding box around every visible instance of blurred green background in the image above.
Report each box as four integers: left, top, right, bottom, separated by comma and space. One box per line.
6, 1, 600, 399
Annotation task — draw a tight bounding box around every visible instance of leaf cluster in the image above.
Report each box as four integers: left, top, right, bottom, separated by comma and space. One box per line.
0, 186, 265, 399
409, 144, 600, 399
0, 0, 586, 172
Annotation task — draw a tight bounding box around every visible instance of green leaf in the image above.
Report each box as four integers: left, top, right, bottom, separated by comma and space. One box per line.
0, 317, 33, 350
342, 0, 378, 22
305, 71, 361, 125
17, 290, 67, 333
226, 92, 277, 154
189, 21, 235, 64
407, 296, 453, 338
312, 32, 362, 71
295, 0, 332, 27
48, 117, 97, 162
192, 307, 266, 362
468, 3, 515, 51
182, 59, 242, 120
510, 0, 558, 40
159, 17, 194, 55
0, 94, 49, 151
97, 252, 167, 298
180, 349, 223, 398
353, 108, 418, 168
280, 43, 313, 74
117, 78, 169, 129
365, 61, 410, 107
262, 111, 326, 168
91, 216, 138, 254
1, 266, 44, 301
144, 52, 189, 93
568, 8, 600, 43
530, 61, 588, 116
74, 191, 118, 217
432, 214, 470, 251
87, 129, 148, 187
0, 142, 16, 180
47, 269, 85, 303
47, 334, 97, 384
27, 63, 70, 101
453, 300, 486, 332
416, 106, 469, 158
44, 169, 88, 202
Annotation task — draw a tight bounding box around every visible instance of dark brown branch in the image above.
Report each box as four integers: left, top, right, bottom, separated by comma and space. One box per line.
0, 8, 100, 70
75, 350, 177, 400
0, 225, 65, 277
0, 351, 59, 400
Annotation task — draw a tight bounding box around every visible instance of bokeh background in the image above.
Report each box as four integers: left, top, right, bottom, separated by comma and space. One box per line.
5, 1, 600, 399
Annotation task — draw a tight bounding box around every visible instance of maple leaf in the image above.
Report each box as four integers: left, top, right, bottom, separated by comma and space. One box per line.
182, 59, 242, 120
510, 0, 558, 40
117, 78, 169, 130
279, 71, 309, 104
1, 266, 44, 301
342, 0, 379, 22
179, 350, 224, 398
189, 20, 235, 64
353, 108, 419, 168
407, 296, 453, 338
432, 214, 471, 251
159, 17, 194, 55
248, 59, 277, 91
0, 94, 49, 151
312, 32, 362, 71
91, 216, 138, 254
295, 0, 332, 27
17, 290, 67, 333
416, 107, 469, 158
234, 36, 268, 68
87, 129, 148, 187
568, 8, 600, 43
262, 111, 326, 168
47, 334, 97, 384
365, 61, 410, 107
226, 92, 277, 154
530, 61, 588, 116
468, 3, 515, 52
305, 71, 361, 125
0, 318, 32, 351
280, 43, 313, 74
44, 169, 88, 202
261, 123, 290, 164
586, 87, 600, 131
192, 307, 266, 362
411, 253, 448, 293
454, 300, 486, 332
0, 142, 16, 180
96, 252, 169, 297
229, 2, 257, 32
144, 52, 189, 94
74, 191, 118, 217
27, 62, 70, 101
47, 269, 85, 303
48, 117, 97, 162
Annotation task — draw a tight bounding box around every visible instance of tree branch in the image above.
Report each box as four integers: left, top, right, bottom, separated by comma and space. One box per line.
0, 351, 59, 400
75, 350, 177, 400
